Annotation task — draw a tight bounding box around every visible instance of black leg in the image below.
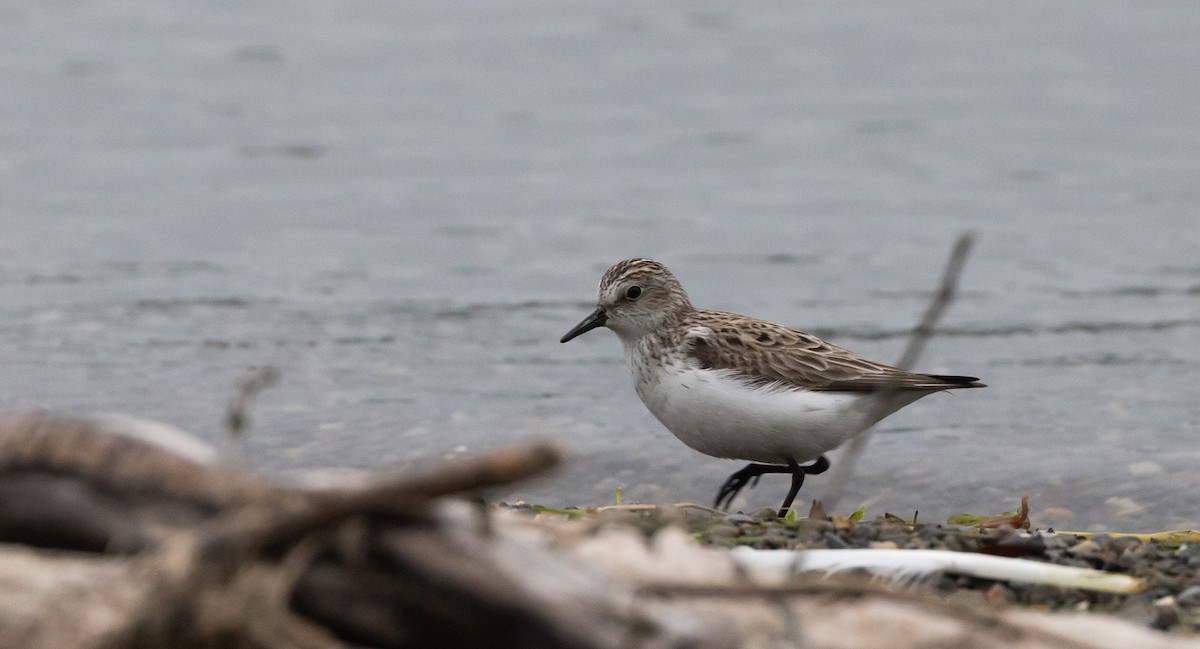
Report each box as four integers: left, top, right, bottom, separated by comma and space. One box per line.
778, 456, 831, 516
803, 455, 831, 476
778, 458, 805, 517
713, 463, 793, 510
712, 455, 832, 514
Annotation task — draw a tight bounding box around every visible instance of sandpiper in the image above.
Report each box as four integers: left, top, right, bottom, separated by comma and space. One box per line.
560, 258, 984, 515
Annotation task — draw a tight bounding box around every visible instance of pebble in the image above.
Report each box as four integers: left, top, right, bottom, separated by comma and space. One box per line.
1068, 539, 1103, 557
1109, 536, 1143, 552
984, 583, 1014, 607
1152, 597, 1181, 630
1176, 543, 1200, 568
823, 531, 852, 549
916, 525, 946, 542
849, 525, 875, 543
724, 514, 755, 526
750, 508, 778, 522
1039, 534, 1071, 550
940, 535, 965, 552
1177, 586, 1200, 608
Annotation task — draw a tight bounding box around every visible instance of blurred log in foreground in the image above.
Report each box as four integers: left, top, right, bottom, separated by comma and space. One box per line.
0, 414, 1191, 649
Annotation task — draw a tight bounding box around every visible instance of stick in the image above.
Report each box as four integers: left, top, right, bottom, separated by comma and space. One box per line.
820, 233, 975, 510
224, 366, 282, 456
197, 441, 564, 563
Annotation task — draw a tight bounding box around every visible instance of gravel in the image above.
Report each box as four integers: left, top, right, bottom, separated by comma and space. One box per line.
504, 501, 1200, 633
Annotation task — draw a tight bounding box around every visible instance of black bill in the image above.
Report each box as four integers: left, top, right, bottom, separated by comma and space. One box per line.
559, 307, 607, 343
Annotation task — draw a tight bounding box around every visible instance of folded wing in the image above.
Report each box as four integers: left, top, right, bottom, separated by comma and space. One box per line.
683, 311, 985, 393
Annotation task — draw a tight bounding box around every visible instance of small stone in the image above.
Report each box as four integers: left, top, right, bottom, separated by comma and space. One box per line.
850, 525, 875, 542
1152, 597, 1181, 630
750, 508, 778, 522
1177, 586, 1200, 607
869, 540, 899, 550
916, 525, 946, 542
941, 535, 965, 552
823, 531, 852, 549
1040, 534, 1071, 550
984, 583, 1014, 607
1110, 536, 1143, 552
1177, 544, 1200, 559
1069, 539, 1102, 557
724, 514, 755, 525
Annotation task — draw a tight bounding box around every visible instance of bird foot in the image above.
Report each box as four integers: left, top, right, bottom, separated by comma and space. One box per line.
714, 463, 786, 510
714, 456, 831, 514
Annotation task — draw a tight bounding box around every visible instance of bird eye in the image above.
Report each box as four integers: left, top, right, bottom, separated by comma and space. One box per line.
624, 285, 642, 300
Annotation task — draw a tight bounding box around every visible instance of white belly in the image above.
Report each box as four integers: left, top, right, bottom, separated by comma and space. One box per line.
631, 363, 925, 465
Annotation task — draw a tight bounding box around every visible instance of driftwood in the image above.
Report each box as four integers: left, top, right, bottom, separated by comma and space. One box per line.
0, 414, 1193, 649
0, 413, 279, 553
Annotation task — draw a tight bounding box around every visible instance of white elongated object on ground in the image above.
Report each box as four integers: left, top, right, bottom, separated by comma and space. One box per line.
730, 547, 1144, 594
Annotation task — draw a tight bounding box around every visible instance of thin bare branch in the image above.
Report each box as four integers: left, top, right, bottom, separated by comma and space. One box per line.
197, 441, 564, 563
821, 232, 976, 510
224, 366, 281, 451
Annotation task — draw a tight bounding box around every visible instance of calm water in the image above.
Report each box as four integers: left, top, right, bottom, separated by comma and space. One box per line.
1, 1, 1198, 531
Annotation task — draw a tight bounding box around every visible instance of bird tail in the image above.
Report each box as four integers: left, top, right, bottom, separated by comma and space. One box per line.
927, 374, 986, 388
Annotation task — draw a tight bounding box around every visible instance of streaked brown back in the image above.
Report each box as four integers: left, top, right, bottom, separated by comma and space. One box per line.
683, 311, 984, 392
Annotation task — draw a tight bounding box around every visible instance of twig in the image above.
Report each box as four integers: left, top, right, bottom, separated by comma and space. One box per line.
128, 442, 566, 648
196, 441, 564, 564
224, 366, 281, 459
895, 233, 975, 370
821, 233, 975, 510
591, 502, 726, 515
